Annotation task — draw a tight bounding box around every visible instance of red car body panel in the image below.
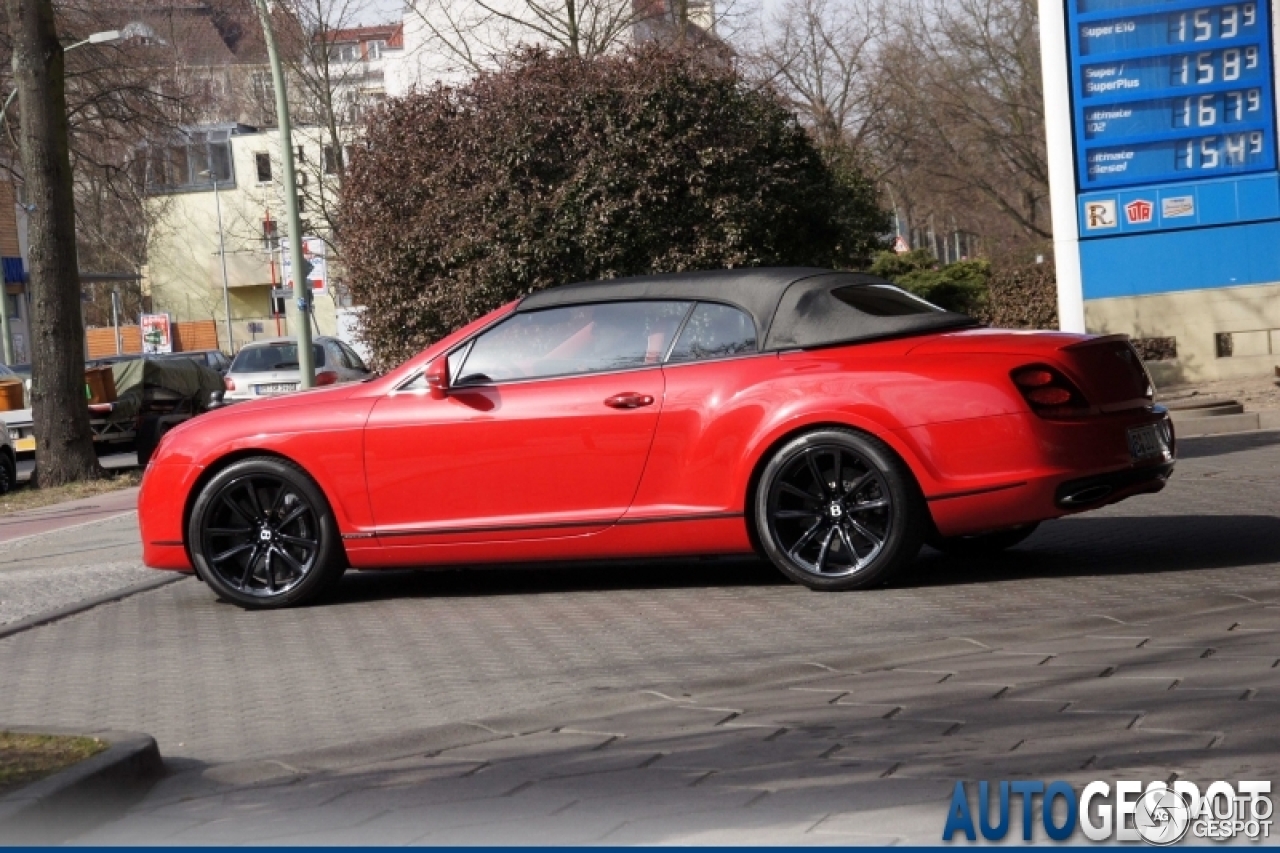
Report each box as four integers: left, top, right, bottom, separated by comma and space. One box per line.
363, 368, 666, 544
138, 296, 1173, 574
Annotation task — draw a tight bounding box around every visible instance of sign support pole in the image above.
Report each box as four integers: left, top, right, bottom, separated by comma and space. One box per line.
1040, 0, 1087, 333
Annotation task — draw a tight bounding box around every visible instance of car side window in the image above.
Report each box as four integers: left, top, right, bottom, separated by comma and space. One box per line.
339, 341, 368, 372
456, 301, 691, 386
326, 341, 351, 369
666, 303, 758, 364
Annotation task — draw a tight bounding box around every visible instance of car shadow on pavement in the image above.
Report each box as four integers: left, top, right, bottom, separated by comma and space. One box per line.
322, 514, 1280, 605
903, 513, 1280, 589
330, 555, 788, 605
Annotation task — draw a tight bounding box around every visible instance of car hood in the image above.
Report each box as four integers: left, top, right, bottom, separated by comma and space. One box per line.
213, 381, 364, 417
155, 381, 371, 464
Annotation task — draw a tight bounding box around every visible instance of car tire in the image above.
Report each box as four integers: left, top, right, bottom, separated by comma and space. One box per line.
187, 457, 347, 609
930, 523, 1039, 557
0, 448, 15, 495
753, 428, 925, 591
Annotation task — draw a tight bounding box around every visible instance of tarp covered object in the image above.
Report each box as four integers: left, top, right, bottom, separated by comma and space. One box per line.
106, 357, 223, 422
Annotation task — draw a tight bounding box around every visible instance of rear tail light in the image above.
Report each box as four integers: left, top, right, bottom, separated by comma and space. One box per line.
1012, 364, 1090, 418
224, 377, 236, 391
315, 371, 338, 386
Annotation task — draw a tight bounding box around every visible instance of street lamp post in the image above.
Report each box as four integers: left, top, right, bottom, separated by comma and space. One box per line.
201, 171, 235, 353
248, 0, 314, 388
0, 29, 120, 366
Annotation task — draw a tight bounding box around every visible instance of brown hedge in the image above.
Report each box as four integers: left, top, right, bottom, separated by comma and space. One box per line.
978, 256, 1059, 330
339, 46, 890, 368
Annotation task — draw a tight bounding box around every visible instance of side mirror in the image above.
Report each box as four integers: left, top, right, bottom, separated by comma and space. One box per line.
424, 358, 449, 398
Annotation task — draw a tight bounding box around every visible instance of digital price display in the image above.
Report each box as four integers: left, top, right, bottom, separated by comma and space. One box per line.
1068, 0, 1278, 190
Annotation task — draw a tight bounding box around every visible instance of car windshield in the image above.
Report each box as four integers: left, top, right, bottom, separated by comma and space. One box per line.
230, 343, 326, 373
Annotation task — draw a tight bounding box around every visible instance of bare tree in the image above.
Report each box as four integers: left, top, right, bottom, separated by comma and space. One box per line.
405, 0, 645, 77
6, 0, 102, 484
272, 0, 379, 244
744, 0, 885, 152
876, 0, 1048, 245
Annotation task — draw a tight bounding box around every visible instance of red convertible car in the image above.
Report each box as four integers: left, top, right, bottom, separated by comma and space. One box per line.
139, 269, 1175, 608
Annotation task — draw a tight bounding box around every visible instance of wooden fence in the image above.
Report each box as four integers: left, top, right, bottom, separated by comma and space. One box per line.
84, 319, 220, 360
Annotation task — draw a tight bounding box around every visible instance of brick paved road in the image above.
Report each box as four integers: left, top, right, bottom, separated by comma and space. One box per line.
2, 430, 1279, 842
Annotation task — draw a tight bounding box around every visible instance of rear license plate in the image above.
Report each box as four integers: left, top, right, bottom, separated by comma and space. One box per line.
1128, 424, 1168, 462
14, 437, 34, 453
255, 383, 298, 395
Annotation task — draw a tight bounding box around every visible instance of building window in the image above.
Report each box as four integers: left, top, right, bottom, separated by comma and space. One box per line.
262, 217, 278, 251
1130, 337, 1177, 362
1215, 333, 1234, 358
251, 70, 274, 105
323, 145, 340, 175
254, 152, 272, 183
145, 128, 234, 192
366, 39, 386, 59
6, 293, 19, 320
328, 42, 360, 63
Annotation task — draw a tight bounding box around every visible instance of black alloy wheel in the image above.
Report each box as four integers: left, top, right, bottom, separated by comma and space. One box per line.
188, 457, 346, 608
754, 428, 925, 591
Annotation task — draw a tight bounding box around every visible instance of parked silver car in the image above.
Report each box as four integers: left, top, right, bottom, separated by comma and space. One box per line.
223, 336, 371, 403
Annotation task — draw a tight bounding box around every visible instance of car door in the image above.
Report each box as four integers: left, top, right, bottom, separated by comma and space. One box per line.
363, 300, 691, 544
630, 301, 772, 519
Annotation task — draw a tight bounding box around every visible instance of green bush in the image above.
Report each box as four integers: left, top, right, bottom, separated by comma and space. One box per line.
340, 46, 891, 368
869, 250, 989, 316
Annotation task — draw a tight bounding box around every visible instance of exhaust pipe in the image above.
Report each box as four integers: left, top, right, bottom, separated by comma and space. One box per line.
1060, 484, 1113, 506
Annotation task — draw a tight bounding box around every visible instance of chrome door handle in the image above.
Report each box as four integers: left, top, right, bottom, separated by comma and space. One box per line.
604, 393, 655, 409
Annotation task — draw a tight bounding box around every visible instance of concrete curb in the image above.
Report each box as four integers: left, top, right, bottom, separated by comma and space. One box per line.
0, 573, 186, 641
1173, 411, 1280, 437
0, 727, 164, 844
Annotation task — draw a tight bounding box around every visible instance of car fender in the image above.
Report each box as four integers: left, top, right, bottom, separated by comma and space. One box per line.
165, 397, 380, 536
736, 406, 941, 504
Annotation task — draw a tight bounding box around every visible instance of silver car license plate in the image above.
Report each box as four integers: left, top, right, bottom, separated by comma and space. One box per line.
255, 383, 298, 395
1128, 424, 1168, 462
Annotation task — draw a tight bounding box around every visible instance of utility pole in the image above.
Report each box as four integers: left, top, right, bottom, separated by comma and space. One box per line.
250, 0, 313, 387
6, 0, 103, 484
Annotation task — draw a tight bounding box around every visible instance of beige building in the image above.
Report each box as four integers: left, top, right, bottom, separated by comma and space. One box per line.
1086, 285, 1280, 386
144, 124, 349, 351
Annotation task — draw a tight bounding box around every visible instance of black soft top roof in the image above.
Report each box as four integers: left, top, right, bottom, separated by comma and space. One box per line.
517, 268, 977, 351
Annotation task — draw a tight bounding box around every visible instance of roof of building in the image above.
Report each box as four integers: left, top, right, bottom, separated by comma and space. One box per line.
322, 22, 404, 49
517, 268, 978, 351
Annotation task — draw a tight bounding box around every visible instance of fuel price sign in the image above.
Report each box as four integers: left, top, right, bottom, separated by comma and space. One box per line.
1069, 0, 1278, 189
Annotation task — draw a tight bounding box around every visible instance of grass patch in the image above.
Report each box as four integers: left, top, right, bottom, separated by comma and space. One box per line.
0, 732, 107, 797
0, 471, 141, 516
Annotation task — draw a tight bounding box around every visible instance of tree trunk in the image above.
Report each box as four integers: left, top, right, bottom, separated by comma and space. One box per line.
7, 0, 103, 485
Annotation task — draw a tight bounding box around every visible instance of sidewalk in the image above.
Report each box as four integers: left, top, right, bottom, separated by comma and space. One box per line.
75, 591, 1280, 845
0, 487, 138, 545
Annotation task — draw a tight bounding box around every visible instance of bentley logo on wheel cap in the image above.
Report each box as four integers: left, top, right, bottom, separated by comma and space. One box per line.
828, 503, 843, 518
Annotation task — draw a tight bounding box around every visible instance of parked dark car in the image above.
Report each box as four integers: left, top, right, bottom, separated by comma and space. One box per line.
150, 349, 233, 376
87, 350, 232, 376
